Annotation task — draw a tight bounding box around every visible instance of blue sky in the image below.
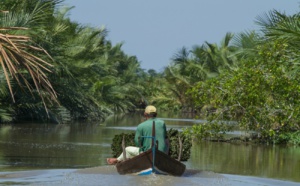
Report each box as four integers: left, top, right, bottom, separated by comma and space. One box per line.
63, 0, 299, 71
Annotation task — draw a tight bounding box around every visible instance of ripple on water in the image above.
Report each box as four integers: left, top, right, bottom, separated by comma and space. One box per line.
1, 167, 299, 186
68, 167, 230, 186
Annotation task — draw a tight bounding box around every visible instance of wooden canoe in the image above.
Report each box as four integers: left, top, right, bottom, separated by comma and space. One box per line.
115, 148, 186, 176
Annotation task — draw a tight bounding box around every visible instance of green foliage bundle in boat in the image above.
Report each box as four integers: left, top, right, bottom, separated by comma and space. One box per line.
111, 132, 135, 158
167, 128, 192, 161
110, 128, 192, 161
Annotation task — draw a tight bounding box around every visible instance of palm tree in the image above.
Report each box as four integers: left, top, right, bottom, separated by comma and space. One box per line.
0, 0, 61, 113
254, 9, 300, 76
191, 32, 237, 75
231, 30, 261, 60
157, 33, 238, 111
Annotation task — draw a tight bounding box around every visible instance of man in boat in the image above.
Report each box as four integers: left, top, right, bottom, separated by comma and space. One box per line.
107, 105, 169, 165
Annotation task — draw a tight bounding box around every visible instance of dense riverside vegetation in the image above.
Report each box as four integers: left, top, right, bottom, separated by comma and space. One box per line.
0, 0, 299, 145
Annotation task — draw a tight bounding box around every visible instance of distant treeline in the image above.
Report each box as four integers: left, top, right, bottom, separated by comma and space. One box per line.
0, 1, 299, 145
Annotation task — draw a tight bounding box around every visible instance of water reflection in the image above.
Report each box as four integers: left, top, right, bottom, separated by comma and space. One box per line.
0, 113, 299, 185
187, 141, 300, 182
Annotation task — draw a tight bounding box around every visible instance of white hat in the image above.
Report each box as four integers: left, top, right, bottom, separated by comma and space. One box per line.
145, 105, 157, 114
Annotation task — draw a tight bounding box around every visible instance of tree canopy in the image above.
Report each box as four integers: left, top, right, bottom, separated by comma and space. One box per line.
0, 1, 299, 145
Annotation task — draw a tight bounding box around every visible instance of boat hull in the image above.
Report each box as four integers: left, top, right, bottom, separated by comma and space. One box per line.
116, 149, 186, 176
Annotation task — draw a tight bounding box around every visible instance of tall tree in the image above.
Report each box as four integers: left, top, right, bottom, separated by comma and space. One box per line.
0, 0, 61, 113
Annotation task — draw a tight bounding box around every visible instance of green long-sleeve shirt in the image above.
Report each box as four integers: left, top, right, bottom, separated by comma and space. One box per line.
134, 118, 168, 153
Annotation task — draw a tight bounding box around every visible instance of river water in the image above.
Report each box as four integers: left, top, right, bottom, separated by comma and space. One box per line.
0, 112, 299, 186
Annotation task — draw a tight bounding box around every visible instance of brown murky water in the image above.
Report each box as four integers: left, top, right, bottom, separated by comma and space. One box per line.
0, 112, 299, 185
